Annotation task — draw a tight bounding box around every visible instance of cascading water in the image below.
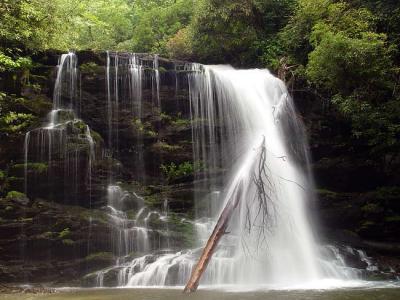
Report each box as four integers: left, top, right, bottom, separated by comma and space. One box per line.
96, 53, 175, 286
188, 65, 321, 286
25, 52, 383, 288
103, 64, 367, 288
23, 52, 95, 204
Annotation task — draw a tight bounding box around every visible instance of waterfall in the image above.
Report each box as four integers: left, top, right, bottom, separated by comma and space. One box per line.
23, 52, 95, 205
22, 52, 376, 288
105, 52, 149, 182
110, 64, 363, 288
188, 65, 321, 285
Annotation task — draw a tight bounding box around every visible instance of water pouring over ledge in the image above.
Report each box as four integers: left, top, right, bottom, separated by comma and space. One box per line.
91, 62, 374, 289
21, 52, 397, 290
24, 52, 95, 205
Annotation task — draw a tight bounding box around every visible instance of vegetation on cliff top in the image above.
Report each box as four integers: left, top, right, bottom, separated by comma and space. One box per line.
1, 1, 398, 171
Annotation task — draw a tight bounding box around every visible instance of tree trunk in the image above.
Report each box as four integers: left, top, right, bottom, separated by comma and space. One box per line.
183, 186, 241, 293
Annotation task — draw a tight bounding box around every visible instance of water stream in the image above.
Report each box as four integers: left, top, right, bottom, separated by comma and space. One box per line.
90, 62, 383, 288
21, 52, 399, 291
24, 52, 95, 205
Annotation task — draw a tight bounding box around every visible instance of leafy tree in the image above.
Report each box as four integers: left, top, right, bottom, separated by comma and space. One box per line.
125, 0, 194, 54
189, 0, 295, 65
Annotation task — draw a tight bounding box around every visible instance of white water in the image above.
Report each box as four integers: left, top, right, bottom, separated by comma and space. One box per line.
24, 54, 394, 289
89, 64, 381, 289
23, 52, 95, 204
188, 65, 320, 285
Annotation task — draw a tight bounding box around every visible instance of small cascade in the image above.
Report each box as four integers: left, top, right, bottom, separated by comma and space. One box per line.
23, 52, 95, 204
105, 52, 153, 181
95, 184, 174, 287
357, 249, 379, 272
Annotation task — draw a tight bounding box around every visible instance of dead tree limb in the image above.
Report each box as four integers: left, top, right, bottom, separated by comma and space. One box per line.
183, 184, 241, 293
184, 137, 271, 293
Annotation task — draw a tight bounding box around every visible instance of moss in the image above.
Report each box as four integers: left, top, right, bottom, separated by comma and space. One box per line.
160, 161, 194, 182
39, 231, 55, 239
62, 239, 74, 246
167, 214, 195, 248
316, 189, 342, 201
85, 252, 114, 262
131, 118, 157, 138
6, 190, 26, 200
80, 209, 109, 225
58, 227, 71, 239
358, 221, 375, 231
160, 112, 172, 122
90, 129, 103, 144
373, 186, 400, 201
153, 141, 182, 153
384, 215, 400, 222
12, 163, 48, 174
126, 209, 138, 219
0, 170, 5, 181
72, 119, 87, 132
171, 118, 190, 128
80, 62, 102, 75
144, 195, 162, 208
361, 203, 382, 214
5, 206, 13, 212
19, 217, 33, 222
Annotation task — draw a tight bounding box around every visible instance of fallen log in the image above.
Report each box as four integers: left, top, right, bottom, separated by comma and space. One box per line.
183, 185, 241, 293
184, 138, 269, 293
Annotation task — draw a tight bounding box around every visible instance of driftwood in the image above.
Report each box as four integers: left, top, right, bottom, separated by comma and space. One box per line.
183, 185, 241, 293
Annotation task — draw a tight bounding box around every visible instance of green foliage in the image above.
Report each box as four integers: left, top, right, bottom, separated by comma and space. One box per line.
131, 118, 157, 138
166, 27, 193, 60
67, 0, 134, 50
0, 112, 35, 134
171, 118, 190, 128
5, 206, 13, 212
127, 0, 194, 54
153, 142, 182, 153
85, 252, 114, 261
61, 239, 74, 246
275, 0, 400, 167
160, 161, 203, 182
361, 203, 382, 214
189, 0, 295, 65
12, 163, 48, 174
80, 62, 101, 75
6, 190, 26, 200
0, 93, 43, 139
0, 52, 32, 72
58, 227, 71, 239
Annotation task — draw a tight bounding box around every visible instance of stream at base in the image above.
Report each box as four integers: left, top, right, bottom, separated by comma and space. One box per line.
1, 285, 400, 300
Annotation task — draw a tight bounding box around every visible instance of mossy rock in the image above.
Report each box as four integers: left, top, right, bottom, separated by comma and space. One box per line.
11, 163, 48, 175
85, 251, 114, 262
79, 62, 103, 75
6, 191, 29, 205
58, 227, 71, 239
61, 239, 75, 246
361, 203, 383, 214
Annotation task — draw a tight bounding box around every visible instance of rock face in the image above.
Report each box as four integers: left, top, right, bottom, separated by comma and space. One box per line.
0, 51, 399, 285
0, 51, 202, 285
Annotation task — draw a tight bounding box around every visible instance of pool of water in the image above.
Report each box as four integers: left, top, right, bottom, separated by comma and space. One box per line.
2, 285, 400, 300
